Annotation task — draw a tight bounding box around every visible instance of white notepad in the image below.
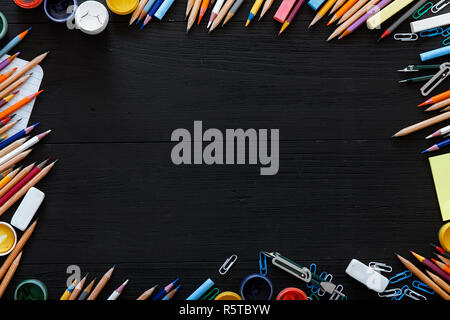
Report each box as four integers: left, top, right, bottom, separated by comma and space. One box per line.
0, 55, 44, 136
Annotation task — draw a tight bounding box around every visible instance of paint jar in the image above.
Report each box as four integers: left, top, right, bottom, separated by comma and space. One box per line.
106, 0, 139, 15
439, 222, 450, 252
74, 1, 109, 35
276, 287, 308, 300
214, 291, 242, 300
0, 12, 7, 41
240, 274, 273, 300
44, 0, 77, 23
14, 0, 44, 9
0, 222, 16, 256
14, 279, 48, 300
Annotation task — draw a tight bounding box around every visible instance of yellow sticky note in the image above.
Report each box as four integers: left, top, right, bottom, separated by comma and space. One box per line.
430, 153, 450, 221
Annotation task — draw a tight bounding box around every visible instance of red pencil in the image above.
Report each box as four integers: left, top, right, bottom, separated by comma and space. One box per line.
410, 251, 450, 283
431, 259, 450, 275
0, 114, 15, 128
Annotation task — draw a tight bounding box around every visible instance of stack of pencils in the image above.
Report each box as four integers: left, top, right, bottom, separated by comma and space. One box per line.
130, 0, 177, 30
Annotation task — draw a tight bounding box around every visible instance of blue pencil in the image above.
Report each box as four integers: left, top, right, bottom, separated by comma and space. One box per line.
152, 279, 178, 300
422, 138, 450, 153
0, 28, 31, 59
141, 0, 165, 29
0, 122, 38, 150
136, 0, 158, 24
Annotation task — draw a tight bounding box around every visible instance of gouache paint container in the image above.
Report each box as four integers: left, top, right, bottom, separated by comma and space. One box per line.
0, 222, 16, 256
75, 1, 109, 35
214, 291, 242, 300
276, 287, 308, 300
106, 0, 139, 15
240, 274, 273, 300
14, 0, 43, 9
439, 222, 450, 253
44, 0, 77, 23
14, 279, 48, 300
0, 12, 7, 40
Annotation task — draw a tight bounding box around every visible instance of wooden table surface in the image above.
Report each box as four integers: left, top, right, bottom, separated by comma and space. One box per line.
0, 1, 448, 300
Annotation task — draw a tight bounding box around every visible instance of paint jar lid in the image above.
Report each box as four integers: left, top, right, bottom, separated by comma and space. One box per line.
44, 0, 78, 23
0, 222, 16, 256
14, 279, 48, 300
240, 274, 273, 300
106, 0, 138, 15
75, 1, 109, 35
214, 291, 242, 300
0, 12, 7, 40
14, 0, 44, 9
276, 287, 308, 300
439, 222, 450, 252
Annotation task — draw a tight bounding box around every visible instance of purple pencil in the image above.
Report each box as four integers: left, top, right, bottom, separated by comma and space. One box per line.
0, 53, 19, 73
339, 0, 392, 39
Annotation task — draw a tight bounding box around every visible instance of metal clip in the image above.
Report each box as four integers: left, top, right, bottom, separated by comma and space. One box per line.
219, 254, 238, 275
369, 262, 393, 273
421, 62, 450, 96
308, 293, 320, 300
394, 33, 418, 41
306, 263, 317, 289
431, 0, 450, 12
201, 288, 220, 300
405, 288, 427, 300
420, 27, 443, 37
394, 285, 409, 300
412, 280, 435, 295
378, 288, 402, 298
268, 252, 312, 282
444, 36, 450, 46
329, 284, 344, 300
317, 273, 333, 296
442, 26, 450, 37
259, 252, 268, 276
389, 270, 412, 284
413, 2, 434, 18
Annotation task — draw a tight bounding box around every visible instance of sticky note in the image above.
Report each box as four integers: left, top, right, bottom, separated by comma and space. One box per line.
429, 153, 450, 221
274, 0, 297, 22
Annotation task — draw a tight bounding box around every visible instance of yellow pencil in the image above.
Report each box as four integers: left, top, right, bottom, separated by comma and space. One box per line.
0, 167, 20, 189
310, 0, 338, 27
60, 280, 77, 300
246, 0, 264, 26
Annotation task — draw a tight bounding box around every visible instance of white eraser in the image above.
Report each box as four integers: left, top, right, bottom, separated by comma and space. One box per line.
345, 259, 389, 293
410, 12, 450, 33
11, 187, 45, 231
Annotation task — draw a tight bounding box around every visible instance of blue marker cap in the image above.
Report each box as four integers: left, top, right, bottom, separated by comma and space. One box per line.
420, 46, 450, 62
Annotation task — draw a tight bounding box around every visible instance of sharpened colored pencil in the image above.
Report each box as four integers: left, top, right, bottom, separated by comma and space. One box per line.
393, 112, 450, 137
0, 68, 17, 84
410, 251, 450, 282
87, 266, 115, 300
0, 28, 30, 59
68, 275, 88, 300
422, 138, 450, 153
431, 259, 450, 275
60, 280, 77, 300
188, 0, 203, 31
426, 125, 450, 139
328, 0, 358, 25
198, 0, 211, 23
434, 252, 450, 264
162, 285, 180, 300
425, 98, 450, 112
0, 251, 22, 298
187, 0, 195, 17
223, 0, 244, 25
0, 53, 20, 73
0, 150, 32, 175
130, 0, 150, 24
338, 0, 370, 23
0, 162, 33, 196
0, 74, 32, 101
0, 119, 21, 138
330, 0, 346, 13
0, 91, 19, 108
141, 0, 165, 29
425, 270, 450, 294
246, 0, 264, 26
152, 279, 179, 300
279, 0, 307, 34
0, 122, 37, 151
107, 280, 128, 300
0, 167, 20, 189
209, 0, 236, 32
310, 0, 338, 27
0, 91, 43, 120
0, 115, 14, 128
137, 285, 158, 300
418, 90, 450, 107
260, 0, 275, 19
78, 278, 96, 300
208, 0, 225, 28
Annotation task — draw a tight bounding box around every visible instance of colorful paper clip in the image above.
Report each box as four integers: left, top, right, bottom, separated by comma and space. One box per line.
394, 33, 418, 41
219, 254, 238, 275
412, 280, 435, 295
389, 270, 412, 284
442, 26, 450, 37
394, 285, 409, 300
444, 36, 450, 46
421, 62, 450, 96
308, 293, 320, 300
431, 0, 450, 12
259, 252, 268, 276
378, 288, 402, 298
420, 27, 443, 37
369, 262, 393, 273
306, 263, 318, 289
404, 288, 427, 300
413, 2, 434, 19
201, 287, 220, 300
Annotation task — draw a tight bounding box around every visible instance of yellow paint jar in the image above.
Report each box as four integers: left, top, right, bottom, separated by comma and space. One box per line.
106, 0, 138, 15
439, 222, 450, 253
0, 222, 16, 256
214, 291, 242, 300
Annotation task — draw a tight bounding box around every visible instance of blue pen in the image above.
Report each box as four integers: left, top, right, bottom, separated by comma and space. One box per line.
422, 138, 450, 153
0, 122, 38, 150
0, 28, 31, 59
152, 279, 179, 300
140, 0, 165, 29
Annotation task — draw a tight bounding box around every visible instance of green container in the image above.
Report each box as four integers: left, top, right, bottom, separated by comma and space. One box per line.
14, 279, 48, 300
0, 12, 7, 41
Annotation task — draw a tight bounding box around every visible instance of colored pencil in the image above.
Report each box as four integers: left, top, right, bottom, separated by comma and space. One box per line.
0, 130, 49, 167
152, 279, 179, 300
425, 98, 450, 112
0, 252, 22, 299
442, 106, 450, 112
0, 115, 14, 128
0, 120, 20, 140
393, 112, 450, 137
279, 0, 307, 34
338, 0, 370, 24
0, 137, 27, 160
0, 29, 31, 59
260, 0, 275, 19
410, 251, 450, 282
422, 138, 450, 153
0, 74, 32, 100
138, 0, 157, 21
107, 280, 128, 300
0, 68, 17, 84
0, 52, 48, 94
0, 53, 20, 73
223, 0, 245, 25
137, 285, 158, 300
198, 0, 211, 24
310, 0, 338, 27
328, 0, 378, 40
78, 278, 96, 300
162, 285, 180, 300
418, 90, 450, 107
0, 167, 13, 180
434, 253, 450, 264
425, 270, 450, 294
208, 0, 225, 28
328, 0, 358, 25
187, 0, 195, 17
0, 167, 20, 189
396, 254, 450, 300
0, 122, 36, 151
188, 0, 203, 31
432, 259, 450, 275
130, 0, 149, 24
0, 91, 19, 108
60, 280, 77, 300
0, 162, 33, 195
0, 91, 43, 120
0, 150, 32, 175
246, 0, 264, 26
68, 275, 88, 300
330, 0, 346, 13
87, 266, 115, 300
141, 0, 165, 29
209, 0, 237, 32
0, 220, 36, 281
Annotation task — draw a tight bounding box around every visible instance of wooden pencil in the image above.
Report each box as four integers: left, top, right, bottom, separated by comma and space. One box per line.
425, 98, 450, 112
310, 0, 338, 27
0, 221, 36, 281
425, 270, 450, 294
223, 0, 244, 25
432, 259, 450, 275
330, 0, 347, 13
187, 0, 203, 31
338, 0, 369, 23
87, 266, 115, 300
328, 0, 358, 25
0, 251, 22, 299
68, 275, 88, 300
0, 163, 33, 196
137, 285, 158, 300
0, 167, 20, 189
260, 0, 274, 19
209, 0, 236, 32
396, 254, 450, 300
0, 74, 32, 100
78, 278, 96, 300
130, 0, 149, 24
0, 120, 20, 137
435, 253, 450, 265
0, 167, 13, 180
0, 138, 27, 159
0, 150, 32, 174
0, 160, 55, 216
393, 112, 450, 137
186, 0, 195, 17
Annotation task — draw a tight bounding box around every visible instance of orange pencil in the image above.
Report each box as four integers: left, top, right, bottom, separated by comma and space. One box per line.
0, 91, 43, 120
328, 0, 358, 25
418, 90, 450, 107
432, 259, 450, 275
0, 74, 32, 100
0, 68, 17, 84
198, 0, 211, 23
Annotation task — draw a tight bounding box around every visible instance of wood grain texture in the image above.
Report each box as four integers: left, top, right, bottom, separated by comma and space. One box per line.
0, 1, 448, 300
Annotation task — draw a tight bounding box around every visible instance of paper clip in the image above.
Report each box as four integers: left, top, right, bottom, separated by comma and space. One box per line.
394, 285, 409, 300
442, 26, 450, 37
306, 264, 317, 289
394, 33, 418, 41
318, 273, 333, 296
219, 254, 238, 275
444, 36, 450, 46
421, 62, 450, 96
378, 288, 402, 298
389, 270, 412, 284
369, 262, 393, 273
413, 2, 433, 19
412, 280, 435, 295
431, 0, 450, 12
420, 27, 443, 37
329, 284, 344, 300
308, 293, 320, 300
313, 271, 327, 294
259, 252, 268, 276
201, 288, 220, 300
405, 288, 427, 300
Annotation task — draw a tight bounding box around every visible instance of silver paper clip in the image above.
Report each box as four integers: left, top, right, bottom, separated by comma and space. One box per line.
329, 284, 344, 300
405, 288, 427, 300
431, 0, 450, 12
394, 33, 418, 41
421, 62, 450, 96
219, 254, 238, 275
378, 288, 402, 298
369, 262, 393, 273
318, 273, 333, 296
